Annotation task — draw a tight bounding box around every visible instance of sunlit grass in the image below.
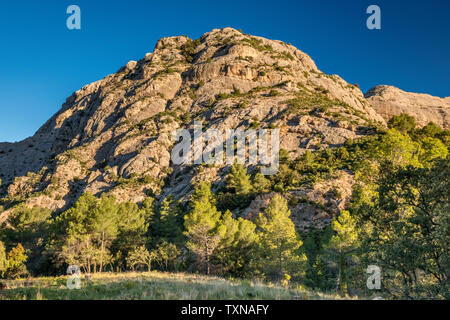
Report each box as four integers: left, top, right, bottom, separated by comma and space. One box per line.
0, 271, 349, 300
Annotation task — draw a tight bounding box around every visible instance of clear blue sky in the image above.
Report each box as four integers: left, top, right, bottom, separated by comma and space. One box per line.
0, 0, 449, 142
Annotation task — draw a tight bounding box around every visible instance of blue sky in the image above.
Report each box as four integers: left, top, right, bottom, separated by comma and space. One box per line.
0, 0, 449, 142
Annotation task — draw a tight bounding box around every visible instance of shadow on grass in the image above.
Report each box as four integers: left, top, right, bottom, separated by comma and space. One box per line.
0, 272, 338, 300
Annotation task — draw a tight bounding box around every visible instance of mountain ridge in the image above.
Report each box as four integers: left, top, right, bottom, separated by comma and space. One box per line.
0, 27, 446, 229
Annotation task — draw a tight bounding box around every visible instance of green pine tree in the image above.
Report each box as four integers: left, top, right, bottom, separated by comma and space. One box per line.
184, 184, 225, 274
255, 194, 303, 281
5, 243, 29, 279
226, 163, 253, 195
0, 241, 7, 278
325, 210, 359, 296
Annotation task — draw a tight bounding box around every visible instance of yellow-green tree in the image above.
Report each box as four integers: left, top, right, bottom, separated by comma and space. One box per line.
184, 184, 225, 274
153, 241, 181, 271
213, 210, 258, 276
0, 241, 7, 277
255, 194, 303, 281
252, 173, 271, 193
325, 210, 359, 296
5, 243, 29, 279
355, 158, 449, 299
126, 245, 153, 271
375, 129, 420, 167
226, 163, 253, 195
419, 137, 448, 164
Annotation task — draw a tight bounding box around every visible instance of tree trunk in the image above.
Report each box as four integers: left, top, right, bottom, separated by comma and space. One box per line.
100, 232, 105, 273
205, 241, 210, 275
279, 247, 283, 283
338, 250, 348, 296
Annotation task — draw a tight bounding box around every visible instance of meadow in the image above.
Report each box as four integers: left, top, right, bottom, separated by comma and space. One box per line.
0, 271, 346, 300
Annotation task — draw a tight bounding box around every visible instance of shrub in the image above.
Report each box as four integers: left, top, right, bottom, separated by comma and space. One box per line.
4, 244, 29, 279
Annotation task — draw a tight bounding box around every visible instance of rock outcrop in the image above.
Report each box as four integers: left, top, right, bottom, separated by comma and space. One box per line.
365, 85, 450, 129
0, 27, 397, 228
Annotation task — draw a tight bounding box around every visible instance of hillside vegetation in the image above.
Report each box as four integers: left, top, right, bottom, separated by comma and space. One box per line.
0, 28, 448, 300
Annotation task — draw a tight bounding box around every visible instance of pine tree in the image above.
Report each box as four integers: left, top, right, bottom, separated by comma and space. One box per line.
55, 193, 117, 273
190, 181, 216, 205
252, 173, 271, 193
256, 194, 303, 281
0, 241, 7, 278
92, 196, 119, 272
226, 163, 253, 195
154, 196, 183, 244
112, 201, 149, 271
184, 184, 225, 274
325, 210, 359, 296
5, 243, 29, 279
213, 210, 258, 276
388, 113, 416, 134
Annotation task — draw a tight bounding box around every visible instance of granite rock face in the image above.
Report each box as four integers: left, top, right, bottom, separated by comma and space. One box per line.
365, 85, 450, 129
0, 28, 395, 228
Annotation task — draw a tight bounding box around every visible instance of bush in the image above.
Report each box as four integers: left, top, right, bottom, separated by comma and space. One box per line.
4, 244, 29, 279
388, 113, 416, 133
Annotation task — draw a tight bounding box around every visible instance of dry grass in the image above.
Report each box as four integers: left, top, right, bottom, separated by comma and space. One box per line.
0, 271, 347, 300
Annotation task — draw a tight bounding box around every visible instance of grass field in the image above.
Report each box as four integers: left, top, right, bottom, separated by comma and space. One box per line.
0, 271, 346, 300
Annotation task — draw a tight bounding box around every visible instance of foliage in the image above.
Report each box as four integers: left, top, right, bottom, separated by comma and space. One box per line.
153, 241, 181, 271
255, 194, 304, 281
212, 210, 258, 277
126, 246, 153, 271
0, 241, 7, 277
181, 38, 201, 63
323, 210, 359, 296
4, 244, 29, 279
0, 113, 448, 299
252, 173, 271, 194
388, 113, 416, 134
353, 158, 449, 299
226, 163, 253, 195
0, 205, 52, 273
48, 193, 149, 274
184, 184, 225, 274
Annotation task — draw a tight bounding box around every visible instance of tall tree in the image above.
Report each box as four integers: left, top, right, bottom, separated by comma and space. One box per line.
0, 205, 52, 273
53, 193, 116, 273
354, 158, 449, 299
184, 184, 225, 274
0, 241, 7, 278
324, 210, 359, 296
255, 194, 303, 281
153, 196, 183, 245
112, 201, 148, 271
92, 196, 119, 272
213, 210, 258, 276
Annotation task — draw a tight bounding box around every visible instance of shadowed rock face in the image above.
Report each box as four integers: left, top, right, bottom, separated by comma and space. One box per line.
365, 85, 450, 129
0, 27, 398, 228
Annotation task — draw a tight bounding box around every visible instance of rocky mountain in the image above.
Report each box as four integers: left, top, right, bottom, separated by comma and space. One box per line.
0, 27, 412, 229
365, 85, 450, 129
